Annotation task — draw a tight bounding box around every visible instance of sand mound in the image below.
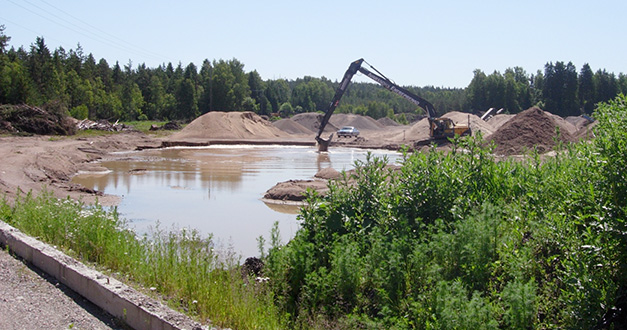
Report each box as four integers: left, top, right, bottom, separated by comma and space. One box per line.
546, 112, 578, 135
565, 116, 595, 131
394, 117, 431, 142
314, 167, 342, 180
273, 118, 313, 135
329, 113, 383, 130
488, 107, 576, 155
169, 111, 288, 140
378, 117, 401, 126
487, 114, 515, 130
291, 113, 338, 134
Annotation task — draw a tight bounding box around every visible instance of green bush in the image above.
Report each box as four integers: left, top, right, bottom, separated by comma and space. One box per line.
265, 94, 627, 329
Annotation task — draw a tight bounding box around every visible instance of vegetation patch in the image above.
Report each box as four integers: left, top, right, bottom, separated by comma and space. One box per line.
262, 94, 627, 329
0, 191, 285, 329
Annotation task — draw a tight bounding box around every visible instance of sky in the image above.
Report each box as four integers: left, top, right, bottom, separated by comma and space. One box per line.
1, 0, 625, 88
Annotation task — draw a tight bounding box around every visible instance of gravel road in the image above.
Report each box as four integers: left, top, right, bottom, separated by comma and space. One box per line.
0, 248, 124, 330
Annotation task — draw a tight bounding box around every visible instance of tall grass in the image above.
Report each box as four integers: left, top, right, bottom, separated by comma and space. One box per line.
0, 191, 285, 329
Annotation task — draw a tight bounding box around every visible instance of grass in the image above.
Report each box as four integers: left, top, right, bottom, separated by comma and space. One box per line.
0, 191, 285, 329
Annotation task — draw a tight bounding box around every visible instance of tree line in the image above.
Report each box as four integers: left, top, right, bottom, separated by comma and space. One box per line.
1, 27, 626, 123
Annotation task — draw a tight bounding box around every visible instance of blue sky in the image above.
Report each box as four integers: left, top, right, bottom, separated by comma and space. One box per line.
1, 0, 625, 88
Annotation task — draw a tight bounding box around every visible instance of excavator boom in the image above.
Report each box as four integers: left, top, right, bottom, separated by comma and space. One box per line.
316, 58, 470, 150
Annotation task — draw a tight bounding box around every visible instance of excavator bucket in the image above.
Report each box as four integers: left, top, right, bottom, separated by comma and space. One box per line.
316, 134, 332, 152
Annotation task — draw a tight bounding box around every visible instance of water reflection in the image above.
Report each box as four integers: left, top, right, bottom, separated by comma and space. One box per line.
72, 146, 401, 258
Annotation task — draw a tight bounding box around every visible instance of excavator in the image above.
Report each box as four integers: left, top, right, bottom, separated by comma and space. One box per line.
315, 58, 471, 151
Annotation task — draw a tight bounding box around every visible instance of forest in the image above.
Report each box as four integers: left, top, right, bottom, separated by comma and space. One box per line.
1, 26, 626, 123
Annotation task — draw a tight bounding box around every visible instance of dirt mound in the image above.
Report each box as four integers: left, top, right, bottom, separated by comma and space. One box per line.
291, 113, 338, 134
314, 167, 342, 180
546, 112, 578, 135
0, 104, 76, 135
566, 115, 595, 131
378, 117, 401, 126
393, 117, 431, 142
263, 179, 329, 201
169, 111, 288, 140
328, 113, 383, 130
273, 118, 313, 135
488, 107, 577, 155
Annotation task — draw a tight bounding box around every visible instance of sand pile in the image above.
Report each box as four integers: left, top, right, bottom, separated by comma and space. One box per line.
169, 111, 288, 140
377, 117, 401, 126
487, 114, 514, 130
393, 117, 431, 142
566, 116, 594, 131
291, 113, 338, 133
488, 107, 576, 155
273, 118, 313, 135
329, 113, 383, 130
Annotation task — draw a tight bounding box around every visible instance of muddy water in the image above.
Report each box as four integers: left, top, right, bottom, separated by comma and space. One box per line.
72, 146, 402, 258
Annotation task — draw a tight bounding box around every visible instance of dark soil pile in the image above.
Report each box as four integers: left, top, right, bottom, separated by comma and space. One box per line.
488, 107, 576, 155
0, 104, 76, 135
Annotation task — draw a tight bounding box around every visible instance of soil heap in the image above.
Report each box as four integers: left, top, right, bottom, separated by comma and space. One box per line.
0, 104, 76, 135
272, 118, 313, 135
328, 113, 383, 131
487, 114, 515, 130
168, 111, 288, 140
291, 113, 338, 134
488, 107, 576, 155
377, 117, 401, 126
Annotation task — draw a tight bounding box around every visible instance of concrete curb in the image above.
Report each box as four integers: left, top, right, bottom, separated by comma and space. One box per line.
0, 220, 207, 330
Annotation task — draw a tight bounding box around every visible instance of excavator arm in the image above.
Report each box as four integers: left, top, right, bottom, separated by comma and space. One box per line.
316, 58, 439, 150
316, 59, 365, 144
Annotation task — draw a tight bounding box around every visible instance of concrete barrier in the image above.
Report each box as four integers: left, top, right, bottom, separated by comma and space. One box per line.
0, 220, 208, 330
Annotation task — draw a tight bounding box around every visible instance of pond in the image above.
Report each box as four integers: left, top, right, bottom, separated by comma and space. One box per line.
72, 145, 402, 258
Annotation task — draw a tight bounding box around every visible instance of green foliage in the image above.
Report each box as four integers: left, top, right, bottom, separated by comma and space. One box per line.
0, 190, 286, 329
265, 94, 627, 328
279, 102, 294, 117
70, 104, 89, 119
